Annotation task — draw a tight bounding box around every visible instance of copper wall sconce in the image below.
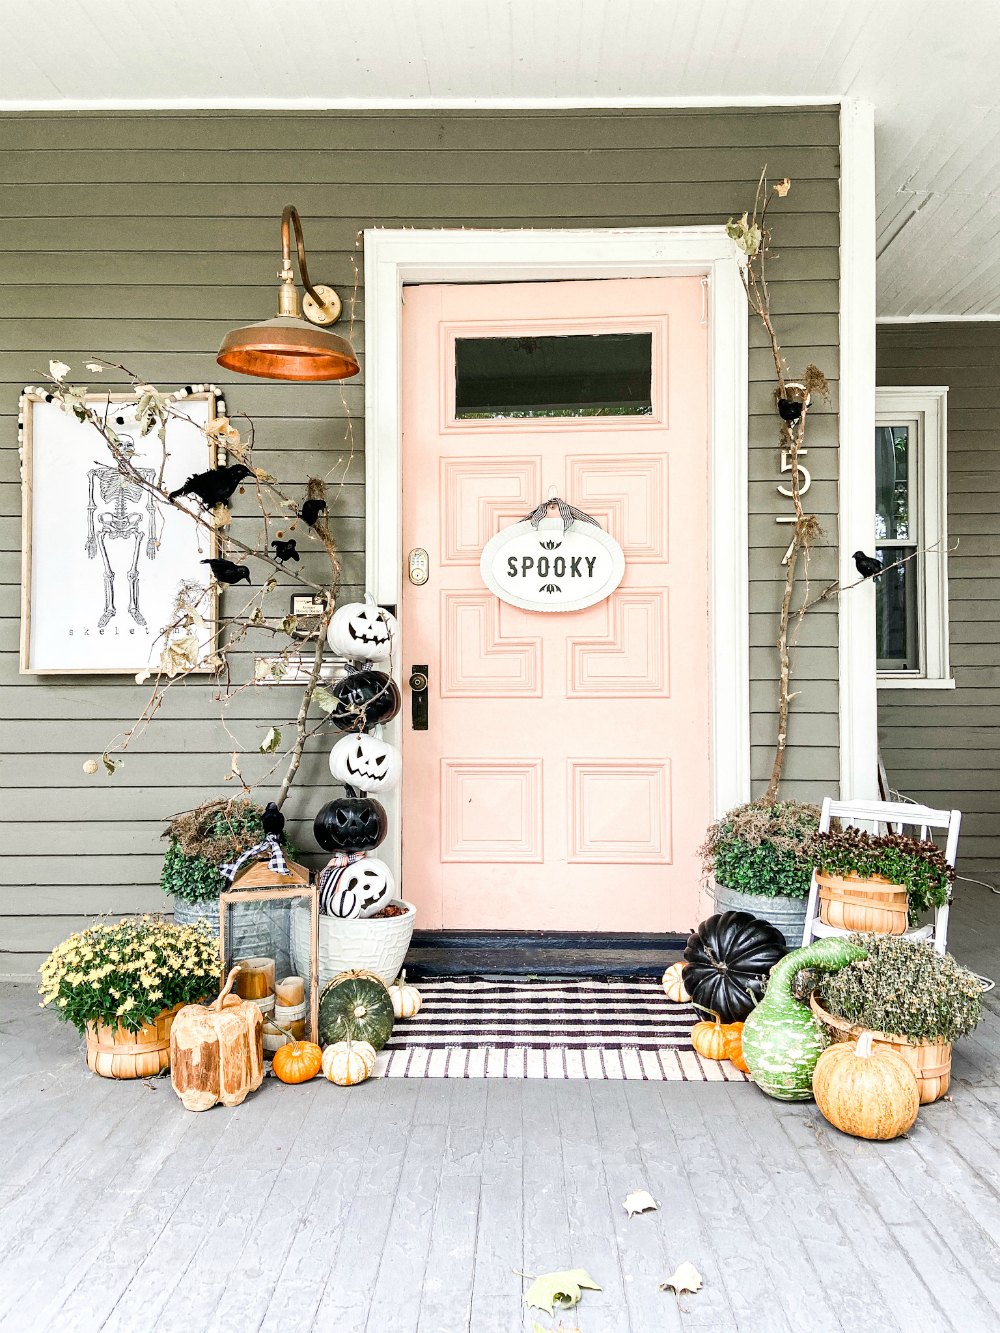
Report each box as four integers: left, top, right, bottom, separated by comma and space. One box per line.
217, 205, 360, 382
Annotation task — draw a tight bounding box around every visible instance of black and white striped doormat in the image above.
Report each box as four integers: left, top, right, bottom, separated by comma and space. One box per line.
373, 976, 747, 1081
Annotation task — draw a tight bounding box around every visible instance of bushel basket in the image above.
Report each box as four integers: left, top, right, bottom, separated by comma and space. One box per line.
816, 870, 908, 936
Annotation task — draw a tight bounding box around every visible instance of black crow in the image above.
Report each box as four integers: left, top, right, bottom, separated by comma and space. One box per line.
271, 538, 300, 563
300, 498, 327, 528
261, 800, 285, 841
201, 557, 251, 585
852, 551, 884, 580
169, 464, 254, 507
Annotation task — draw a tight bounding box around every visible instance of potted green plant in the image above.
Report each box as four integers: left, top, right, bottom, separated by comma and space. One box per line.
811, 827, 954, 936
38, 915, 219, 1080
161, 799, 298, 944
811, 932, 982, 1104
699, 801, 821, 945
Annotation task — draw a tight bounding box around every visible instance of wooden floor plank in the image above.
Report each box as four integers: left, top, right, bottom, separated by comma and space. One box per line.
415, 1080, 488, 1333
628, 1083, 738, 1331
310, 1080, 423, 1331
469, 1080, 524, 1321
257, 1080, 392, 1332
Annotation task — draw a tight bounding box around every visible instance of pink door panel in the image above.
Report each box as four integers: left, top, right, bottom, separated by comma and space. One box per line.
401, 278, 710, 932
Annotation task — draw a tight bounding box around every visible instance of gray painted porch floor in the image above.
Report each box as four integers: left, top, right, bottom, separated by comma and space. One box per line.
1, 886, 998, 1333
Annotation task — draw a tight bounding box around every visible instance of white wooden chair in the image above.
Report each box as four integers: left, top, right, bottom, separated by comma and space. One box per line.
801, 797, 962, 955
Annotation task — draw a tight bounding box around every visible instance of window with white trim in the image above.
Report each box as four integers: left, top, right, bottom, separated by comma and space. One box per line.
874, 387, 951, 687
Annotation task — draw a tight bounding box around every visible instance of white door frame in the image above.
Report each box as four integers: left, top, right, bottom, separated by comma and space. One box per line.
364, 225, 751, 886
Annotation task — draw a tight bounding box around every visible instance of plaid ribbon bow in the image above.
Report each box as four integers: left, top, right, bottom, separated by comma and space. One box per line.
523, 497, 600, 532
219, 833, 289, 885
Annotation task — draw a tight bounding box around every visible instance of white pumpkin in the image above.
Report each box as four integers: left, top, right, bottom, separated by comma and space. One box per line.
322, 1039, 376, 1086
327, 599, 398, 662
329, 858, 395, 919
661, 961, 690, 1004
329, 732, 402, 794
318, 852, 368, 917
389, 971, 422, 1019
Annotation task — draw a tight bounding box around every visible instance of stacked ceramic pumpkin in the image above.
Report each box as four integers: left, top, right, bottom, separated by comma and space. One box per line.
314, 598, 402, 920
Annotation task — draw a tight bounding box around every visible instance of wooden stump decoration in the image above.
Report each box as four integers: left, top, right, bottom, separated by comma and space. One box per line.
170, 967, 265, 1112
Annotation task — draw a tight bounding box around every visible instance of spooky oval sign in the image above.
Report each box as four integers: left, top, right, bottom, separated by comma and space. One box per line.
480, 516, 625, 613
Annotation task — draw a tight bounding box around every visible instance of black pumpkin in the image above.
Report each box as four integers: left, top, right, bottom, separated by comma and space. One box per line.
682, 910, 788, 1023
328, 669, 401, 731
314, 795, 388, 853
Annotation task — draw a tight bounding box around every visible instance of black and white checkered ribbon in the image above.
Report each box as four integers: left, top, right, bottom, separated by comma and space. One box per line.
219, 833, 289, 885
523, 497, 601, 532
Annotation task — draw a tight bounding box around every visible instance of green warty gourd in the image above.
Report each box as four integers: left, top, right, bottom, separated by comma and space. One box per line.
742, 936, 867, 1101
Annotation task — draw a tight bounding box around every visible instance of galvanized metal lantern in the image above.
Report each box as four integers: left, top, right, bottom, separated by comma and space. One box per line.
219, 854, 320, 1047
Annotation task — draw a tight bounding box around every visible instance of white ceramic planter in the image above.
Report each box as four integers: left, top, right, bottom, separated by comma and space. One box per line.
291, 899, 416, 988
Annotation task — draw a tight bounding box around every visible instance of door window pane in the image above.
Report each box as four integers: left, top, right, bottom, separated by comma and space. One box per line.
875, 425, 911, 540
454, 332, 653, 419
876, 546, 919, 671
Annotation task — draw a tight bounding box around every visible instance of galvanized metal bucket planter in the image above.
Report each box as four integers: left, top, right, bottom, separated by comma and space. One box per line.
712, 881, 807, 949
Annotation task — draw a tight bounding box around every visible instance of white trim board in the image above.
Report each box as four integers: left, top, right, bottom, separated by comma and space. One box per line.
838, 97, 879, 802
0, 95, 843, 111
363, 225, 751, 887
877, 315, 1000, 324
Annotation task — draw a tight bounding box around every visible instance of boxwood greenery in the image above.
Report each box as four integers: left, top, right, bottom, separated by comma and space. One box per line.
815, 932, 982, 1044
699, 800, 821, 900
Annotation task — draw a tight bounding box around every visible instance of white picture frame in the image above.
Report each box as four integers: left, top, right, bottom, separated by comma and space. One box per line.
19, 386, 222, 675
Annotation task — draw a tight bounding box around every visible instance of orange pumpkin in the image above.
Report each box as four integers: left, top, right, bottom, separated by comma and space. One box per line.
272, 1040, 323, 1085
725, 1023, 749, 1072
691, 1015, 742, 1062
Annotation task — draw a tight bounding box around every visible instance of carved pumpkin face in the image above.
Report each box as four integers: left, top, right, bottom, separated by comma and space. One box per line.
327, 601, 398, 662
314, 796, 388, 853
328, 670, 401, 732
320, 857, 395, 919
329, 733, 402, 793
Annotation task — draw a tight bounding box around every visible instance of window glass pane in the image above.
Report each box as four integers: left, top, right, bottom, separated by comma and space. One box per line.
875, 546, 919, 670
875, 424, 911, 540
454, 332, 653, 419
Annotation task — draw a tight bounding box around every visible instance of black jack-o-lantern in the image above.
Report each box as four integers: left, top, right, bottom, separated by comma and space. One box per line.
314, 794, 388, 853
328, 669, 401, 732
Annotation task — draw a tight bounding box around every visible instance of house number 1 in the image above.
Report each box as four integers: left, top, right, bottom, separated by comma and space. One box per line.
774, 447, 812, 565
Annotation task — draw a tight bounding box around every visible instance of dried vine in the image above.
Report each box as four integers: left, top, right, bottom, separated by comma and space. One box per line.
728, 175, 827, 802
41, 360, 351, 809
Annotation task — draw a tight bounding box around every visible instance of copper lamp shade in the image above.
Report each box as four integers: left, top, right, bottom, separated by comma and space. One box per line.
217, 206, 360, 383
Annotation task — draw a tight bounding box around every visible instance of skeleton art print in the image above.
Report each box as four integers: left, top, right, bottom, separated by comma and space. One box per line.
20, 388, 222, 673
85, 438, 159, 630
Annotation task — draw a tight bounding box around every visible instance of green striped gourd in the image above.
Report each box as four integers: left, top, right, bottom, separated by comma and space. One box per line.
742, 937, 867, 1101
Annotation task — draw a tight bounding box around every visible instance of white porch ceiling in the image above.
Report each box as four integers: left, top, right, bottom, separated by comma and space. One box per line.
1, 0, 998, 317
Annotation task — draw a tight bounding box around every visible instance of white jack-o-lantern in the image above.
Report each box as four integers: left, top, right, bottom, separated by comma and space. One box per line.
329, 732, 402, 794
327, 599, 398, 663
326, 857, 395, 919
318, 852, 367, 916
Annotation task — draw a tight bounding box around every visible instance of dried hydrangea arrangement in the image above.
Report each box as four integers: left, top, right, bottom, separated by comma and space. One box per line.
699, 800, 821, 899
815, 933, 982, 1044
812, 827, 954, 921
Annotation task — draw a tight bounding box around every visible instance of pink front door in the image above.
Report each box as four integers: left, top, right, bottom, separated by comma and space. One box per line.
400, 277, 710, 932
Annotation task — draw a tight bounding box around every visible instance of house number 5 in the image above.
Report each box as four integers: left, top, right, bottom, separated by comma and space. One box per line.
775, 448, 812, 564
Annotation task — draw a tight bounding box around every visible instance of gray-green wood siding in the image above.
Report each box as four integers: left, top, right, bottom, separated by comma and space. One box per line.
877, 322, 1000, 883
0, 108, 841, 975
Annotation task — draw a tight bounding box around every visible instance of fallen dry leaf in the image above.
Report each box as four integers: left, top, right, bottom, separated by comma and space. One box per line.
523, 1269, 601, 1315
660, 1261, 703, 1295
623, 1189, 658, 1217
773, 177, 792, 197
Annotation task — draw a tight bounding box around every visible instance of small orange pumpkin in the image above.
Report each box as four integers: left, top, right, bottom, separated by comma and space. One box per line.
691, 1014, 742, 1062
272, 1040, 323, 1085
725, 1023, 749, 1073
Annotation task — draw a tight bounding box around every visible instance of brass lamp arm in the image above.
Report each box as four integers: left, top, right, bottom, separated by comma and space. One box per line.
281, 205, 323, 308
